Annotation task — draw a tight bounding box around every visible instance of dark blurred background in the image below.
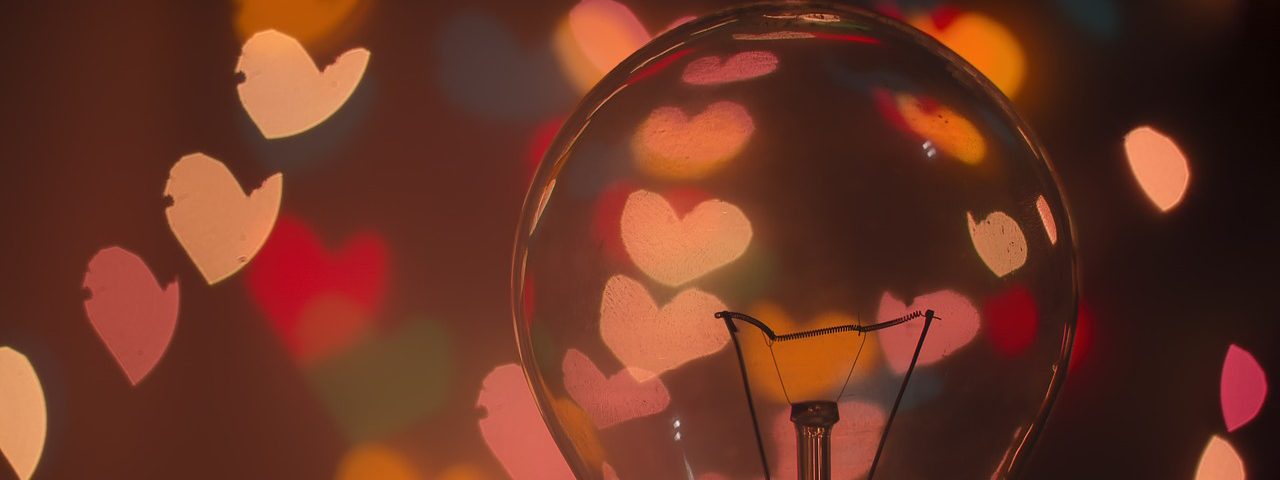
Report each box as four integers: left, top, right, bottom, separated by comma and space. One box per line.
0, 0, 1275, 479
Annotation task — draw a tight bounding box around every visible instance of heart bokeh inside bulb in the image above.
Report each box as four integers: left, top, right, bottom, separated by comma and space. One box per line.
514, 3, 1076, 480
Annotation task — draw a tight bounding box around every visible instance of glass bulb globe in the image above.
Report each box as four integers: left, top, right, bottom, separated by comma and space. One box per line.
512, 3, 1077, 480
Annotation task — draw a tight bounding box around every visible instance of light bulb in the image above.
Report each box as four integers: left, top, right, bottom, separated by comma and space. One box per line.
512, 3, 1077, 480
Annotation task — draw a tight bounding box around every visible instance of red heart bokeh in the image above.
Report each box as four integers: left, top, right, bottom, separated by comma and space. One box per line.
247, 214, 389, 363
983, 285, 1038, 358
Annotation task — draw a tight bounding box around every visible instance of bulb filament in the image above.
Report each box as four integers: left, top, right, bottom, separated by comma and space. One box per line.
714, 310, 934, 344
714, 308, 938, 480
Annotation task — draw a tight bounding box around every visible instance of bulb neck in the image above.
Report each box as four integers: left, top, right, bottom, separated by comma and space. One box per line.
791, 401, 840, 480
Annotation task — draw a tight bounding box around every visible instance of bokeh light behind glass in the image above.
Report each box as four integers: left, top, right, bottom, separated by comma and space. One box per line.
515, 3, 1077, 480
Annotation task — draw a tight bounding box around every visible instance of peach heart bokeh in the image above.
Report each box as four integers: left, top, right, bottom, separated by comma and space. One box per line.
620, 189, 753, 286
165, 153, 282, 284
554, 0, 694, 92
1196, 436, 1244, 480
82, 246, 180, 385
478, 364, 576, 480
1034, 195, 1058, 245
681, 51, 779, 85
237, 29, 370, 139
632, 101, 755, 180
0, 347, 47, 480
599, 274, 730, 381
876, 290, 980, 374
1124, 125, 1190, 212
771, 401, 886, 480
895, 93, 986, 164
967, 210, 1027, 278
563, 348, 670, 429
557, 0, 647, 92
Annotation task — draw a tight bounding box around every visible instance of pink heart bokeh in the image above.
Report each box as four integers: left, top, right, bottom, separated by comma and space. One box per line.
82, 246, 180, 385
876, 290, 979, 373
563, 348, 670, 429
478, 364, 575, 480
1220, 344, 1267, 432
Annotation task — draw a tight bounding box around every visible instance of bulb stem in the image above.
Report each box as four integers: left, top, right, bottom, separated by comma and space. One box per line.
792, 400, 839, 480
